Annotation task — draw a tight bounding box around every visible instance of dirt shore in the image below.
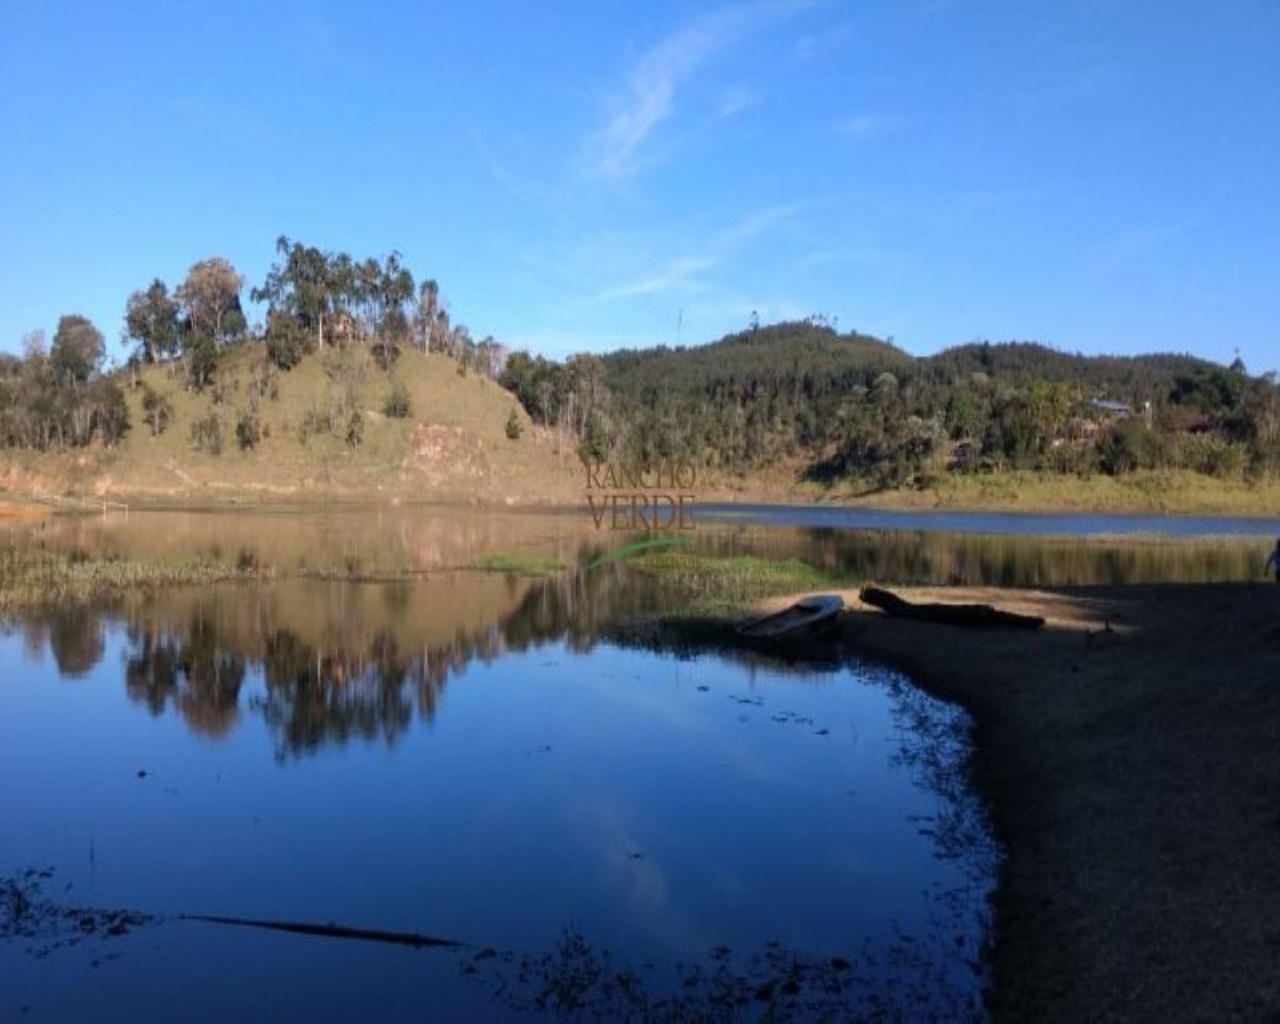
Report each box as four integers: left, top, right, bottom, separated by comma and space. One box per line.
0, 501, 48, 522
755, 584, 1280, 1021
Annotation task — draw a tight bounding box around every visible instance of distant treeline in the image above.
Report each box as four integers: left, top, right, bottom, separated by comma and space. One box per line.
499, 321, 1280, 486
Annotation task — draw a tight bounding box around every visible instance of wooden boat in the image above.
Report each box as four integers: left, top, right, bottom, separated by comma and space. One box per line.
736, 594, 844, 639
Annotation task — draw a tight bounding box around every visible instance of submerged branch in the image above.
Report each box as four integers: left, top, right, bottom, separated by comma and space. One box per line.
180, 913, 463, 949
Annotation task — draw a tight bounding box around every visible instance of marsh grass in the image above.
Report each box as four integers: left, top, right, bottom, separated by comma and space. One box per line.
627, 552, 847, 612
0, 544, 271, 614
472, 554, 567, 574
0, 540, 574, 615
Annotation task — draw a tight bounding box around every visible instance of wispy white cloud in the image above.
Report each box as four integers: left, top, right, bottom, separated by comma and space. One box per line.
586, 10, 750, 177
585, 2, 807, 179
591, 256, 716, 302
1088, 221, 1186, 276
835, 113, 902, 139
719, 202, 803, 244
791, 20, 851, 62
470, 129, 566, 212
716, 83, 757, 120
796, 245, 895, 270
581, 203, 804, 306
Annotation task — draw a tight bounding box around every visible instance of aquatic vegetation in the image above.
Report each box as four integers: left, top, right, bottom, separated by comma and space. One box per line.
2, 869, 155, 958
0, 544, 271, 615
626, 552, 847, 612
472, 553, 567, 574
467, 924, 986, 1022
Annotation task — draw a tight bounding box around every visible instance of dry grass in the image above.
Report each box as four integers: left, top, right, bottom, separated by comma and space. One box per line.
0, 346, 583, 505
921, 469, 1280, 516
0, 501, 49, 522
747, 583, 1280, 1021
700, 467, 1280, 516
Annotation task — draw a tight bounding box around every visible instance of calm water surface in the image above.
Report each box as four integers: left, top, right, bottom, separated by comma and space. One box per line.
4, 503, 1267, 1021
1, 577, 992, 1022
16, 505, 1278, 585
699, 502, 1279, 538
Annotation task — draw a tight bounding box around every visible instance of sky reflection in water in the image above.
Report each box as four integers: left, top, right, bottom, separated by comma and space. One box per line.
1, 579, 992, 1021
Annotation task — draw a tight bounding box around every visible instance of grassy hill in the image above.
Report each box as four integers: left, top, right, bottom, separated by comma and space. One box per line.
0, 346, 582, 505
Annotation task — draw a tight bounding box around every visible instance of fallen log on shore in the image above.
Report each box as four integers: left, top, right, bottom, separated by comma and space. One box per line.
859, 585, 1045, 630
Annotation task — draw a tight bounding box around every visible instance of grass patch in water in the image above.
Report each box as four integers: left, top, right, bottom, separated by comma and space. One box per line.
628, 552, 846, 613
472, 553, 567, 574
0, 545, 271, 614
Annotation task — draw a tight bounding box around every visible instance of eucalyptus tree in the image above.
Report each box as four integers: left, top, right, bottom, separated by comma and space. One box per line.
177, 258, 246, 347
123, 279, 181, 364
329, 252, 359, 343
377, 251, 414, 344
473, 336, 508, 380
416, 279, 452, 353
253, 236, 338, 351
50, 314, 105, 384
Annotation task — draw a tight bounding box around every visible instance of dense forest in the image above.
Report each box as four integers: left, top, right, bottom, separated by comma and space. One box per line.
501, 321, 1280, 488
3, 237, 1278, 492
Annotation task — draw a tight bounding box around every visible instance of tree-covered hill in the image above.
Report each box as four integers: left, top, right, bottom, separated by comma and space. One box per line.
603, 321, 911, 394
501, 321, 1279, 491
925, 341, 1226, 401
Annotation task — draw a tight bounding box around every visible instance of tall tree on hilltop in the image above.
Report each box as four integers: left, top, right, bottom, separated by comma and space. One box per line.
123, 279, 180, 364
416, 279, 453, 353
50, 315, 105, 384
253, 236, 337, 351
378, 252, 415, 344
177, 258, 245, 347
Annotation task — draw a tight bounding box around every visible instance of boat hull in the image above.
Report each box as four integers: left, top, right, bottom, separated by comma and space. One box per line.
736, 594, 844, 640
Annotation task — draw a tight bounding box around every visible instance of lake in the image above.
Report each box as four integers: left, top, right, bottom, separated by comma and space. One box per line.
1, 574, 992, 1021
2, 504, 1270, 1021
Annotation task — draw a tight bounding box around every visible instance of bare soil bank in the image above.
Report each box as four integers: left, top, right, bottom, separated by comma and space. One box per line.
757, 584, 1280, 1021
0, 501, 48, 522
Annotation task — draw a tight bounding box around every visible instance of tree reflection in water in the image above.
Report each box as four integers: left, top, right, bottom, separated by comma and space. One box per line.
19, 563, 668, 756
6, 559, 996, 1020
125, 617, 246, 737
48, 607, 104, 679
18, 522, 1253, 755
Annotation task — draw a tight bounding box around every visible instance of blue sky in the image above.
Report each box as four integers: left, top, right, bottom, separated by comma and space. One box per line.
1, 0, 1277, 371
